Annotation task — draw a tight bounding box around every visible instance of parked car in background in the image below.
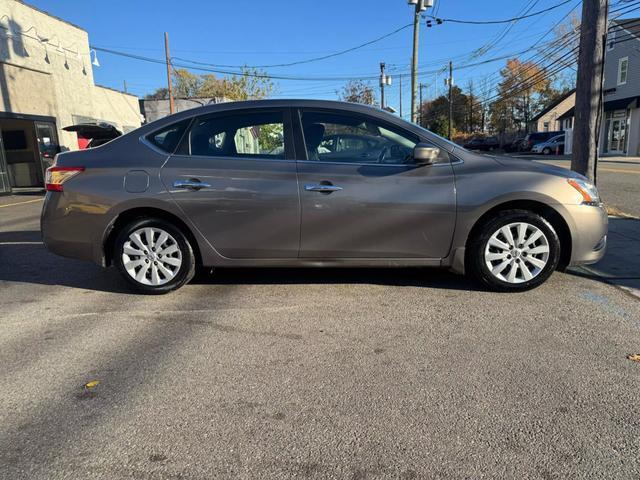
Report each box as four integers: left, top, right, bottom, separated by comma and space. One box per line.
523, 131, 563, 151
463, 136, 500, 151
504, 137, 526, 153
531, 134, 565, 155
42, 100, 607, 294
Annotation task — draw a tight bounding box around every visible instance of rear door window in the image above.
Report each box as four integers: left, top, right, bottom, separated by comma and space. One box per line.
185, 111, 287, 159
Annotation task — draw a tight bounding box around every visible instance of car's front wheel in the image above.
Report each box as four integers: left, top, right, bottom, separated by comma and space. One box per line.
466, 210, 561, 292
114, 218, 196, 294
542, 147, 551, 155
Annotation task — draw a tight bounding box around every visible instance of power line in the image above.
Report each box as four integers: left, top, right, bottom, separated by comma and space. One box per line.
172, 23, 413, 69
426, 0, 573, 25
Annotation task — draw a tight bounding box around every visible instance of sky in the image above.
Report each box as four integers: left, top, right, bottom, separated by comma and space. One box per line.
21, 0, 619, 119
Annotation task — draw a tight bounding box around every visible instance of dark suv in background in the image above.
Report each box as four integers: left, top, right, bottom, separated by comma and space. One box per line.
462, 136, 500, 151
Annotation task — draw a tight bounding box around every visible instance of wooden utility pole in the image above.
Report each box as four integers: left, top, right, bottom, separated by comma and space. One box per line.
571, 0, 608, 182
419, 83, 425, 126
448, 61, 453, 139
410, 0, 423, 123
379, 62, 386, 109
164, 32, 175, 114
399, 74, 403, 118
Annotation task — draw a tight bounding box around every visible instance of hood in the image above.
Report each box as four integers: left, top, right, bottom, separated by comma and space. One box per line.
491, 155, 587, 180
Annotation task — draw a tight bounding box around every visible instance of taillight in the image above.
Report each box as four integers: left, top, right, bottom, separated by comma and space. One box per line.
45, 166, 84, 192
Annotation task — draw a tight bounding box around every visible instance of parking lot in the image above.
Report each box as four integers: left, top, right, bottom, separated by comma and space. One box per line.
1, 193, 640, 479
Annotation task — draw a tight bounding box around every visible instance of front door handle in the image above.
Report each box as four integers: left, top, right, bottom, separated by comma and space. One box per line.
305, 184, 343, 193
173, 179, 211, 190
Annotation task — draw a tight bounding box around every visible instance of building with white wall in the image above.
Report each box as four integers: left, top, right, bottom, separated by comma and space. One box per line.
0, 0, 143, 193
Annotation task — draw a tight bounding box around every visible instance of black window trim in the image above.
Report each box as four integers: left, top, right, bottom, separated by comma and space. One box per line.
173, 107, 295, 162
293, 107, 451, 167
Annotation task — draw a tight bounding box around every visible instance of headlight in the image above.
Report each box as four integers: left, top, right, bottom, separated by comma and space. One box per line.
567, 178, 601, 205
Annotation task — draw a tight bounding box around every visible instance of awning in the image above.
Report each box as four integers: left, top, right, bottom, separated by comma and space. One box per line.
558, 96, 640, 121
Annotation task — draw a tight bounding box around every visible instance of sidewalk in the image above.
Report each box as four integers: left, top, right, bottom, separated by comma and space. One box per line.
504, 152, 640, 164
573, 217, 640, 299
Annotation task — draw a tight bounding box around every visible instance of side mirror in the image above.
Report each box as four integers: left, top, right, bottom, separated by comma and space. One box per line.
413, 143, 440, 165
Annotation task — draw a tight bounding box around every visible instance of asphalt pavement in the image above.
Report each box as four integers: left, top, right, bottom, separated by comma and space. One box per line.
1, 195, 640, 479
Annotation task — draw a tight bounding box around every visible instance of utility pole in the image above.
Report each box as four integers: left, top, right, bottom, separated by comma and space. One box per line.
399, 74, 403, 117
419, 82, 426, 126
380, 62, 386, 109
409, 0, 432, 123
571, 0, 608, 182
447, 61, 453, 139
164, 32, 175, 114
468, 80, 473, 133
123, 79, 128, 94
379, 63, 392, 110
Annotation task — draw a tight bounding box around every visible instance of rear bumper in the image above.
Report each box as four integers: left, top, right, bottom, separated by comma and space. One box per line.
41, 192, 106, 265
564, 203, 608, 266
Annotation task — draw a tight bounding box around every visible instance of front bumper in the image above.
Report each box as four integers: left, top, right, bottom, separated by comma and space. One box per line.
564, 203, 608, 266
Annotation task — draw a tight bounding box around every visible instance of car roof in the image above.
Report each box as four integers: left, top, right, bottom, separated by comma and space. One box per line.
135, 99, 462, 154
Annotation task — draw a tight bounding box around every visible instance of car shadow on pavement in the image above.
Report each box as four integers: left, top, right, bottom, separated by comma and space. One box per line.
0, 230, 135, 294
195, 267, 482, 291
0, 230, 482, 293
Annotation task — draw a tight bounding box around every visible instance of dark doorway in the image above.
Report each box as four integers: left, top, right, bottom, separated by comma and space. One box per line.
0, 117, 59, 191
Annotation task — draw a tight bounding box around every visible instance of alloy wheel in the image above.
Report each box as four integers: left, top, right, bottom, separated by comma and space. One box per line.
121, 227, 183, 286
484, 222, 550, 284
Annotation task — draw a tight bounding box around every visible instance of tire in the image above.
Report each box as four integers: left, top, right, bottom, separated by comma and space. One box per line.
114, 218, 196, 294
542, 147, 551, 155
466, 209, 561, 292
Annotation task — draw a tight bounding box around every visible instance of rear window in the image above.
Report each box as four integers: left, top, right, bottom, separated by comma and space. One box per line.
147, 119, 191, 153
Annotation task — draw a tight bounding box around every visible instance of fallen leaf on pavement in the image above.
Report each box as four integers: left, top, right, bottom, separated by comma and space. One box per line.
627, 354, 640, 362
84, 380, 100, 389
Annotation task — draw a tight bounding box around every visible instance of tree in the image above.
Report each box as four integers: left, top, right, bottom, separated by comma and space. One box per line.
538, 12, 580, 90
199, 68, 274, 100
338, 80, 377, 105
419, 86, 476, 135
172, 69, 203, 98
489, 58, 553, 135
147, 67, 275, 101
145, 87, 169, 100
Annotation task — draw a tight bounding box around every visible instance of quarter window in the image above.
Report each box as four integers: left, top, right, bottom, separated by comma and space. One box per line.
147, 119, 190, 153
301, 110, 447, 164
186, 111, 285, 159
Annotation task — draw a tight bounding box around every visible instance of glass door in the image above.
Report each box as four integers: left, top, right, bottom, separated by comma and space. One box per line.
0, 127, 11, 194
609, 119, 622, 152
35, 122, 59, 179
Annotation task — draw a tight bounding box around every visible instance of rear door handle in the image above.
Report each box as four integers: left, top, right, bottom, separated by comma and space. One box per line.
173, 179, 211, 190
305, 184, 343, 193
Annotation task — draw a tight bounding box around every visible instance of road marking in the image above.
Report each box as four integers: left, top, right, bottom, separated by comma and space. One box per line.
0, 241, 43, 245
0, 198, 44, 208
599, 167, 640, 175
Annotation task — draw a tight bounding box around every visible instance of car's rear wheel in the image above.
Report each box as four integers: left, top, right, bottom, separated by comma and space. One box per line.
466, 210, 560, 292
114, 218, 196, 294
